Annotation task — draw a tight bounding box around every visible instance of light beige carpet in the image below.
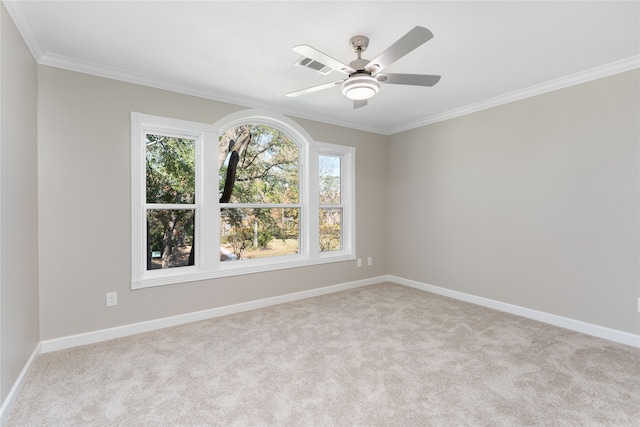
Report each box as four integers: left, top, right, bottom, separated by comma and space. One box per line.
7, 282, 640, 426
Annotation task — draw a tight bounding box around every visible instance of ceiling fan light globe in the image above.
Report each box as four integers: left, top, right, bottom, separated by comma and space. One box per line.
342, 75, 380, 100
345, 86, 376, 100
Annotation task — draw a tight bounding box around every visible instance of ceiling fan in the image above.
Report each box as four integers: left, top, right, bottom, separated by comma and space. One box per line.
287, 26, 441, 108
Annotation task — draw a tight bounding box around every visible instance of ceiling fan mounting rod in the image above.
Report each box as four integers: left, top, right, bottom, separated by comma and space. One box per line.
348, 35, 372, 74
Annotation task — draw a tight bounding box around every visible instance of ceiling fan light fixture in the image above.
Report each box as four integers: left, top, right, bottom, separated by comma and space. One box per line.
342, 74, 380, 100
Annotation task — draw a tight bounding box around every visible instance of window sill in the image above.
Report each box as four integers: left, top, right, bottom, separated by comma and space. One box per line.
132, 253, 356, 289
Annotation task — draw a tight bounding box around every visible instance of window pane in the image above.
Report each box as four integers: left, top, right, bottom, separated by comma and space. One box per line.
219, 125, 299, 204
146, 134, 195, 204
147, 209, 195, 270
320, 208, 342, 252
220, 207, 299, 261
319, 155, 341, 205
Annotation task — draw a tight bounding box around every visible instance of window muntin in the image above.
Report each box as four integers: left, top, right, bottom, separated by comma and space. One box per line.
145, 134, 197, 270
218, 124, 301, 262
131, 111, 355, 289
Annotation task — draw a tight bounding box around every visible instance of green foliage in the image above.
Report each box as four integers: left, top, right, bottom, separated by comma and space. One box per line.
319, 156, 342, 252
226, 225, 253, 260
319, 155, 341, 205
257, 229, 273, 248
219, 125, 299, 205
146, 134, 196, 269
219, 125, 300, 260
320, 175, 341, 205
146, 135, 195, 204
319, 208, 342, 252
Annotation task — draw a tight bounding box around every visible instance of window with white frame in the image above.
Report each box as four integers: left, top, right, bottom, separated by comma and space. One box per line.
131, 110, 355, 289
219, 124, 300, 262
319, 155, 343, 252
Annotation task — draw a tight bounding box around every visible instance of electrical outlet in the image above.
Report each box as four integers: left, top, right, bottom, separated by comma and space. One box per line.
357, 258, 362, 267
637, 297, 640, 313
106, 292, 118, 307
367, 257, 373, 266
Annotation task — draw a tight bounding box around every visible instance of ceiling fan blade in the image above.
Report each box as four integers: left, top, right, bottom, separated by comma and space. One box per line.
293, 45, 355, 74
378, 73, 441, 87
353, 99, 367, 109
365, 26, 434, 72
286, 80, 342, 97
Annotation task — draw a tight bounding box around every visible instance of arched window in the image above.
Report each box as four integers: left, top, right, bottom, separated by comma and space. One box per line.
131, 110, 355, 289
218, 124, 301, 261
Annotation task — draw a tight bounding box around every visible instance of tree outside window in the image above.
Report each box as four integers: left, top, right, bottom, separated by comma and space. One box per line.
146, 134, 196, 270
218, 125, 300, 261
319, 155, 342, 252
131, 110, 355, 289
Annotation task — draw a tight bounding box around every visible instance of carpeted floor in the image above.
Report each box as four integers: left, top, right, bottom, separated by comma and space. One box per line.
7, 282, 640, 426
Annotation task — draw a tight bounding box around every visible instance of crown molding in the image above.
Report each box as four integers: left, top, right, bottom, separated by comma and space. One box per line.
38, 51, 388, 135
5, 0, 638, 136
39, 51, 637, 137
39, 52, 261, 109
391, 55, 640, 135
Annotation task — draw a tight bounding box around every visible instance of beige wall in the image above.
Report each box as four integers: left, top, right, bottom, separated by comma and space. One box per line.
37, 66, 388, 340
34, 65, 640, 339
0, 3, 40, 401
388, 70, 640, 334
3, 4, 639, 392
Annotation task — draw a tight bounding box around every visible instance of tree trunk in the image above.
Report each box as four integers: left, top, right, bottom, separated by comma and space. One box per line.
219, 128, 252, 169
253, 219, 258, 248
220, 151, 240, 203
161, 215, 177, 269
188, 215, 195, 266
146, 220, 152, 270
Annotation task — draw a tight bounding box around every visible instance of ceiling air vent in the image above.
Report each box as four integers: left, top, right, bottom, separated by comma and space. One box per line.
295, 56, 332, 75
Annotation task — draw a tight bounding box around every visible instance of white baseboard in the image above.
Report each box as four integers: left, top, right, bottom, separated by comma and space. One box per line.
0, 343, 41, 426
388, 275, 640, 348
5, 275, 638, 423
40, 275, 386, 353
40, 274, 640, 353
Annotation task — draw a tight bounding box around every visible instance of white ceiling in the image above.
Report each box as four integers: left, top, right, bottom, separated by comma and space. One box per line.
5, 1, 640, 135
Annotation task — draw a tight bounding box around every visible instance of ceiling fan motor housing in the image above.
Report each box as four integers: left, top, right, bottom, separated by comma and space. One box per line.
348, 58, 370, 72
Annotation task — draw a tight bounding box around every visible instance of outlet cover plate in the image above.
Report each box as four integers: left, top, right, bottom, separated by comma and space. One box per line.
106, 292, 118, 307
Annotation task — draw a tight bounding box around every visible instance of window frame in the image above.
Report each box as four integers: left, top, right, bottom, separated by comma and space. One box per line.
318, 148, 352, 255
131, 110, 355, 289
